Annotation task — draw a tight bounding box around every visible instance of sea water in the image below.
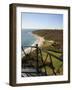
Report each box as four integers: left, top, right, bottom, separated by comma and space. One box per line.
21, 29, 37, 48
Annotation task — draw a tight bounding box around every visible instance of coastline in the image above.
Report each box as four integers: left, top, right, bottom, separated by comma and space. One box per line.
31, 33, 45, 47
21, 33, 45, 58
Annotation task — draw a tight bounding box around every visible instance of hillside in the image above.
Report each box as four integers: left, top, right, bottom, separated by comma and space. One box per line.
32, 29, 63, 50
22, 29, 63, 76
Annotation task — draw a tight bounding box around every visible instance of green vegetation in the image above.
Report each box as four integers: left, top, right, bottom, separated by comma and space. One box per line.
22, 29, 63, 76
38, 47, 63, 75
33, 29, 63, 75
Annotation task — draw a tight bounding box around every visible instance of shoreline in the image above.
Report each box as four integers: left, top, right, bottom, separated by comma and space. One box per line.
21, 33, 45, 58
31, 33, 45, 47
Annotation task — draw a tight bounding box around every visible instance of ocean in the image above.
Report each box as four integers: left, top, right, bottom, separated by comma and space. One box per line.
21, 29, 37, 48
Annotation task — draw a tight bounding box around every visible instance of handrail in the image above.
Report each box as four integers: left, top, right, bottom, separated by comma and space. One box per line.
47, 52, 63, 62
22, 44, 63, 76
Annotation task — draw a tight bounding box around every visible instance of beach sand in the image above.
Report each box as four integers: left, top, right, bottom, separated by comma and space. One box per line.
32, 33, 45, 47
21, 33, 45, 58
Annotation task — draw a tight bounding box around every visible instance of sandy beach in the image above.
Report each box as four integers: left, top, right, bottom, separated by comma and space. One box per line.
32, 33, 45, 47
21, 33, 45, 58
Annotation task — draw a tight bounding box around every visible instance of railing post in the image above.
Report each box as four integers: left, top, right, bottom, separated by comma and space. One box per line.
36, 44, 39, 74
39, 48, 47, 75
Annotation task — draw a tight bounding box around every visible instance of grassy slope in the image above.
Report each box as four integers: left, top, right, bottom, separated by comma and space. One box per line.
32, 29, 63, 75
22, 29, 63, 76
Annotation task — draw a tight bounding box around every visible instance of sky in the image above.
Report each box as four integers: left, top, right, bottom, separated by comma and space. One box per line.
21, 12, 63, 30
